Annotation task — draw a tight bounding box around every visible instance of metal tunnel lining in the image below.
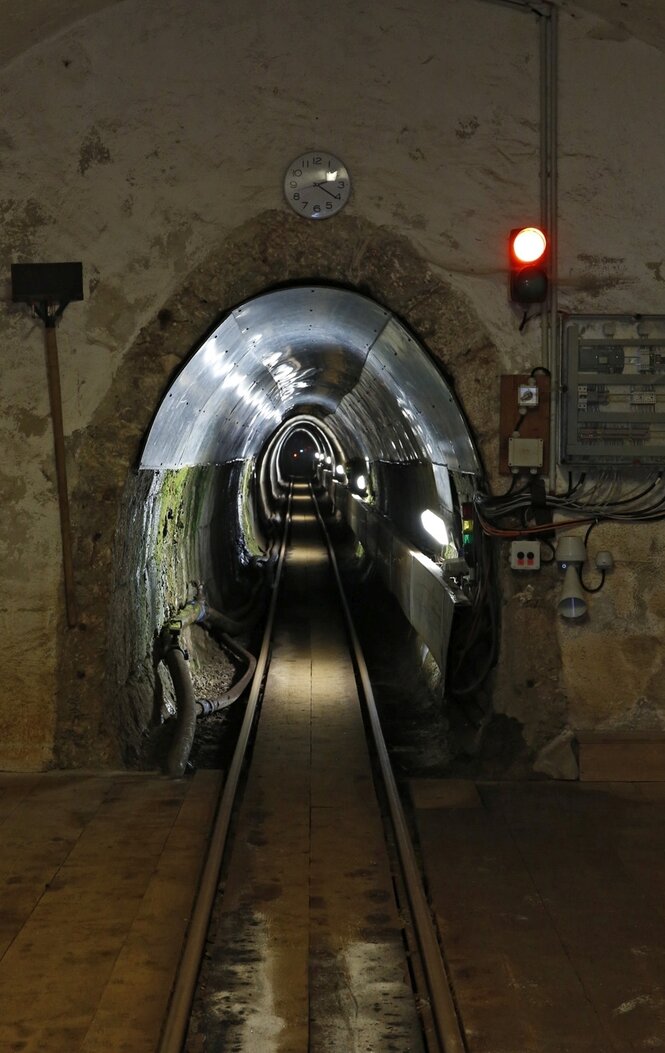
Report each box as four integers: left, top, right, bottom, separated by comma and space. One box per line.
139, 285, 480, 475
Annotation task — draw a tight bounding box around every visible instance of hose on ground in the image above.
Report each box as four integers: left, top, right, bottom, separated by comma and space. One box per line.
163, 642, 198, 779
194, 626, 257, 716
160, 603, 258, 778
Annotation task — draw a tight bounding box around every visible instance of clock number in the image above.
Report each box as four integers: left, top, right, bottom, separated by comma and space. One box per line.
301, 200, 309, 210
338, 180, 346, 188
313, 155, 322, 164
290, 180, 298, 188
292, 168, 302, 177
293, 192, 300, 201
312, 205, 321, 214
325, 201, 333, 210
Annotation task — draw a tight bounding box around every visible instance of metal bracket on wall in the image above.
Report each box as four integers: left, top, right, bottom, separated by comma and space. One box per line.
11, 262, 84, 629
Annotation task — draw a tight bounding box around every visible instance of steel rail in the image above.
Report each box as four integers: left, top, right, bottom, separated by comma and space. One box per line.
312, 487, 467, 1053
158, 486, 293, 1053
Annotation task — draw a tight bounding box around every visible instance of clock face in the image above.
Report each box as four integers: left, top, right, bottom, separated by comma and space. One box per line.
284, 152, 351, 220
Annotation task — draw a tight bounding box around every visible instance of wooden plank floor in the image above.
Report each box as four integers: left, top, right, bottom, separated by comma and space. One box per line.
185, 488, 423, 1052
0, 769, 221, 1053
414, 779, 665, 1052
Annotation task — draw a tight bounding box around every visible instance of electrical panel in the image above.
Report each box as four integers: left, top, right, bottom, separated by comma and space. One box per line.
561, 315, 665, 467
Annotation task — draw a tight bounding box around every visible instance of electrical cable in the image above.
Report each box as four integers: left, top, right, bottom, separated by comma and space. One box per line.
583, 520, 598, 547
475, 468, 665, 536
540, 538, 556, 563
448, 515, 500, 698
579, 567, 606, 593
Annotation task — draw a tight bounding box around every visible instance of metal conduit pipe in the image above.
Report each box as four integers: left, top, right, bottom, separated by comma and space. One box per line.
160, 600, 258, 777
480, 0, 558, 490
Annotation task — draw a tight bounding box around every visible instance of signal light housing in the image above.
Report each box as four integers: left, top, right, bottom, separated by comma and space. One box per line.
461, 501, 475, 564
509, 226, 548, 305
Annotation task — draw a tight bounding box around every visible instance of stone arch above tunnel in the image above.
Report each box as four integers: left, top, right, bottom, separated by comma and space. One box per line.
59, 210, 502, 766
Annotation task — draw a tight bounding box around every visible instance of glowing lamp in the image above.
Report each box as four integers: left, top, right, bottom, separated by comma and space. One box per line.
509, 226, 548, 304
512, 227, 547, 263
421, 509, 449, 546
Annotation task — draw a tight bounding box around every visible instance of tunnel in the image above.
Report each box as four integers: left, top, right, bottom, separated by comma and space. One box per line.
110, 283, 489, 771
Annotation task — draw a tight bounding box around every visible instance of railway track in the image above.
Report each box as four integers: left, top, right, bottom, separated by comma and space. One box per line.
159, 482, 466, 1053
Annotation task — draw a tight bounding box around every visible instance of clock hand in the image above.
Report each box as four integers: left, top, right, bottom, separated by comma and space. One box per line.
312, 181, 341, 200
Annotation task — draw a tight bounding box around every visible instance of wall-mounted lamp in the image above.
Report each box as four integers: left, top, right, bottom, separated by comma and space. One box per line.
421, 509, 449, 547
556, 535, 587, 619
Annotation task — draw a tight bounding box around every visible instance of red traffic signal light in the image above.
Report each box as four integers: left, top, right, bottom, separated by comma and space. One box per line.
509, 226, 548, 304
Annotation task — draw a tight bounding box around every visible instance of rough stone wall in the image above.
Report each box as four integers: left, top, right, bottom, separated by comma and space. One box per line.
99, 461, 262, 768
1, 0, 665, 767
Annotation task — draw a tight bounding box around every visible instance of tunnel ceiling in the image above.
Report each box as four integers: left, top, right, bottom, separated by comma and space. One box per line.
139, 286, 480, 475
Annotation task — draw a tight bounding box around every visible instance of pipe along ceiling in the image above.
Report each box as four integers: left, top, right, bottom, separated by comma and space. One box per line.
140, 287, 480, 518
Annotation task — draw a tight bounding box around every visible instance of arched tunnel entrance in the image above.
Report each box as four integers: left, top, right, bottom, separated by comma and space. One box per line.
112, 284, 497, 772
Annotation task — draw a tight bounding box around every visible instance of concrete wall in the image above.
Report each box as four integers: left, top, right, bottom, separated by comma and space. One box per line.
1, 0, 664, 768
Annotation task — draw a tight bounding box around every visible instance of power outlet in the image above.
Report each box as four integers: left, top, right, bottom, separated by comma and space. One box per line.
510, 539, 541, 570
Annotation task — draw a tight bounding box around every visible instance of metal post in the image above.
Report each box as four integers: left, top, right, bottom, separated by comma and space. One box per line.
44, 317, 78, 628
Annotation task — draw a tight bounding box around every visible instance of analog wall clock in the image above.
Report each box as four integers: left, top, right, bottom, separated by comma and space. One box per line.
284, 151, 351, 219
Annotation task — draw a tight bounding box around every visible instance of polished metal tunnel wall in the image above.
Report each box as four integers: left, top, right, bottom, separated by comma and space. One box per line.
139, 285, 480, 478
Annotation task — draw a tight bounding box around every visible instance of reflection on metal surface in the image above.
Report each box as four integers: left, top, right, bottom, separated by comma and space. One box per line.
140, 286, 479, 477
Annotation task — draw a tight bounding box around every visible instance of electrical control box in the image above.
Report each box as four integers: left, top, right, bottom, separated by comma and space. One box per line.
499, 373, 550, 475
561, 315, 665, 466
509, 539, 541, 570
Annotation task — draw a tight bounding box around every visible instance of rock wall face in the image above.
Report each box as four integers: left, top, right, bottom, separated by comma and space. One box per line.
1, 0, 665, 768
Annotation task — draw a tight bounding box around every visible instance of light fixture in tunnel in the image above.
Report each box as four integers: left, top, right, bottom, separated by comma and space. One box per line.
325, 455, 332, 465
421, 509, 449, 547
356, 474, 367, 492
335, 464, 345, 477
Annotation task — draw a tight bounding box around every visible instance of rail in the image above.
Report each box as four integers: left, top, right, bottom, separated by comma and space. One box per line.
159, 482, 466, 1052
158, 486, 293, 1053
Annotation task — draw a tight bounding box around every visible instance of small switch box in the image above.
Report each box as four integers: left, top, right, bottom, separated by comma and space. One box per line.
510, 539, 541, 570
